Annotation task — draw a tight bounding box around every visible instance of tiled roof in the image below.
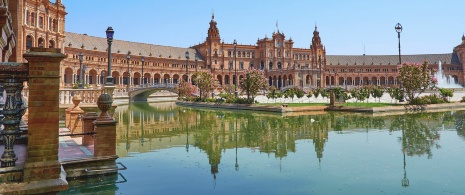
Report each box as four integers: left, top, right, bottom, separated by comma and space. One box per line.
64, 32, 203, 61
326, 53, 459, 65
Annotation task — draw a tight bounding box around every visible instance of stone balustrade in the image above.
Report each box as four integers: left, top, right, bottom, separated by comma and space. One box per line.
59, 89, 105, 104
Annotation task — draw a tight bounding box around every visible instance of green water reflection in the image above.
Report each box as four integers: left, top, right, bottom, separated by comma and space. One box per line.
60, 102, 465, 195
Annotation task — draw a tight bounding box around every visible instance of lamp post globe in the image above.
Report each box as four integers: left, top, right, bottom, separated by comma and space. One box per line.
105, 27, 114, 85
185, 51, 189, 83
78, 52, 84, 89
233, 39, 238, 97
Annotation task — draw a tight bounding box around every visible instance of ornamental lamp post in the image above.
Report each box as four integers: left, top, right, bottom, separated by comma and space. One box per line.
395, 23, 402, 65
395, 23, 405, 102
141, 56, 145, 86
233, 39, 238, 97
105, 26, 114, 85
78, 52, 84, 89
126, 52, 130, 93
185, 51, 190, 83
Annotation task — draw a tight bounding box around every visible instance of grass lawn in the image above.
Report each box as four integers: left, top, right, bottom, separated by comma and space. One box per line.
259, 102, 400, 107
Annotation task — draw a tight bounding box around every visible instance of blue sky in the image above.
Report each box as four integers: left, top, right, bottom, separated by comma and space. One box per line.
63, 0, 464, 55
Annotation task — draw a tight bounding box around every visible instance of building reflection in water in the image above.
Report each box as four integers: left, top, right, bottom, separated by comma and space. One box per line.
113, 102, 453, 187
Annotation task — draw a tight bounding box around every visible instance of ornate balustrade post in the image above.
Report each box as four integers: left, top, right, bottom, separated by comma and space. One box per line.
0, 78, 22, 167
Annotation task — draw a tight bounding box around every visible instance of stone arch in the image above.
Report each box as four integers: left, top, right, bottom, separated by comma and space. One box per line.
338, 77, 344, 85
163, 74, 170, 84
88, 69, 97, 84
49, 39, 55, 48
154, 73, 161, 83
225, 75, 230, 85
347, 77, 353, 85
306, 75, 312, 86
143, 72, 151, 84
217, 75, 223, 85
288, 74, 293, 86
283, 75, 287, 87
112, 71, 120, 85
38, 37, 45, 48
380, 76, 386, 85
173, 74, 180, 84
388, 76, 395, 85
26, 35, 33, 50
64, 67, 73, 84
363, 77, 369, 85
123, 71, 130, 85
133, 72, 141, 85
371, 77, 377, 85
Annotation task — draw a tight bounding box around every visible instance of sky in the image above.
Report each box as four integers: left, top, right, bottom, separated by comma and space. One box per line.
63, 0, 465, 55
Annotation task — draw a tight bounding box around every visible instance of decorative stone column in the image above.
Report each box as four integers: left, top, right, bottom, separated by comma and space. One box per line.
93, 93, 117, 157
22, 48, 68, 191
82, 112, 98, 146
69, 95, 84, 134
0, 78, 22, 167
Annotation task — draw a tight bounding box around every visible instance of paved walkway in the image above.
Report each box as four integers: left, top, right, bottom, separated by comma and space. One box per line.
58, 128, 94, 161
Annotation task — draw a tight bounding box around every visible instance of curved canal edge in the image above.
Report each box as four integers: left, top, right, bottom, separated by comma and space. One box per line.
176, 101, 465, 114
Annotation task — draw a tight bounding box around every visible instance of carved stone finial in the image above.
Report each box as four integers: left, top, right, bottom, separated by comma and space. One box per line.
72, 95, 82, 111
96, 93, 113, 120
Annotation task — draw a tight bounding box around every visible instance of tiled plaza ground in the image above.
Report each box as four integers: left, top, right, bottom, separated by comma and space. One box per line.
58, 128, 94, 161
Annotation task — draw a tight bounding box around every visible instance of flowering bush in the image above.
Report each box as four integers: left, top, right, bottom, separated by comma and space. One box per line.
176, 80, 196, 100
397, 62, 437, 103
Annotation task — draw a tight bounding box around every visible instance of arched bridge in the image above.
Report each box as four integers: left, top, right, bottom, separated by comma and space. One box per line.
129, 83, 178, 102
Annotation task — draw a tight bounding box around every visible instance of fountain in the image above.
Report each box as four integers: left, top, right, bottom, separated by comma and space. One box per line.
435, 61, 463, 88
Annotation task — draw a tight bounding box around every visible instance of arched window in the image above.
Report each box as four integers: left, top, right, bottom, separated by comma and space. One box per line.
49, 40, 55, 48
26, 35, 33, 50
30, 12, 35, 26
38, 38, 45, 48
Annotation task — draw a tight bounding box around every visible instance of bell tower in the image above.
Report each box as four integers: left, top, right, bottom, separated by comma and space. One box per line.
204, 13, 221, 69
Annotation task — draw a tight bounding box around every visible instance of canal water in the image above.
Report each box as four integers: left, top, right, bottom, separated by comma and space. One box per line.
60, 102, 465, 195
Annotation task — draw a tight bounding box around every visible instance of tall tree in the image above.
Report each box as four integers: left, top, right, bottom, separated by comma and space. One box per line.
192, 71, 218, 100
397, 62, 437, 102
239, 69, 268, 101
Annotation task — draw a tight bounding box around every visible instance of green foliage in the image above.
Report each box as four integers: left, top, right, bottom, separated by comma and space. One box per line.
306, 91, 313, 98
313, 88, 320, 98
371, 86, 384, 102
192, 71, 218, 100
397, 62, 437, 102
438, 88, 453, 101
266, 86, 278, 102
410, 94, 446, 105
176, 80, 196, 100
295, 88, 305, 99
239, 69, 268, 102
320, 88, 328, 99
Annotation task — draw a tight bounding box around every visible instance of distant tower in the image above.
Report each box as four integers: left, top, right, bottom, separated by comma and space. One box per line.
310, 25, 326, 87
205, 13, 221, 69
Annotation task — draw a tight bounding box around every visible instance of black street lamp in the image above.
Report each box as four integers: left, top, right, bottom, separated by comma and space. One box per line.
105, 27, 114, 85
396, 23, 405, 102
141, 56, 145, 85
185, 51, 189, 83
126, 52, 130, 93
233, 39, 238, 97
395, 23, 402, 65
78, 52, 84, 89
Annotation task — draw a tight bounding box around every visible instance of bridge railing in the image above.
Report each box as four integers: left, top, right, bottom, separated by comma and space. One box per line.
59, 89, 105, 104
130, 83, 178, 91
